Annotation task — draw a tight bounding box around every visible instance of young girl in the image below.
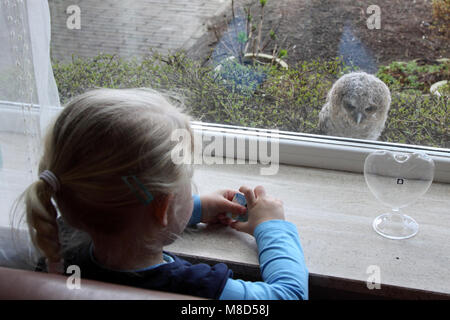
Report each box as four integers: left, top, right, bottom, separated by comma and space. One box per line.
16, 88, 308, 299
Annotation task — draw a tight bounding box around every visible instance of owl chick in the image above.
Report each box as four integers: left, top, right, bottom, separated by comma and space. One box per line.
319, 72, 391, 140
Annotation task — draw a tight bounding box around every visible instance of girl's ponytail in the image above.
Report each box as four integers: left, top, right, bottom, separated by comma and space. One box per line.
24, 178, 63, 273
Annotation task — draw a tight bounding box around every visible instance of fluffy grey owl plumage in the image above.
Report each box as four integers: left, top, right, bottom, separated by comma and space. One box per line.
319, 72, 391, 140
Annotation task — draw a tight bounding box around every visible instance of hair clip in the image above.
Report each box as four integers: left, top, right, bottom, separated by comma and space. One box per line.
121, 175, 153, 205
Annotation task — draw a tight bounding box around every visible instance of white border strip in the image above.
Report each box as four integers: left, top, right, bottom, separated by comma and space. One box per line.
1, 102, 449, 183
191, 121, 450, 183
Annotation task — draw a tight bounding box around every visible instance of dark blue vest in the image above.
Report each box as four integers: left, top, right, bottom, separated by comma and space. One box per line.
63, 243, 233, 299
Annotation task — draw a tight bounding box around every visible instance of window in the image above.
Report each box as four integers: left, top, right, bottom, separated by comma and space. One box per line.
1, 0, 449, 196
47, 1, 449, 180
0, 1, 448, 298
45, 0, 448, 148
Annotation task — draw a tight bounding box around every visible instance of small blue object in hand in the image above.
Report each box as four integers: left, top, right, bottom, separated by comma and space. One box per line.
226, 193, 248, 222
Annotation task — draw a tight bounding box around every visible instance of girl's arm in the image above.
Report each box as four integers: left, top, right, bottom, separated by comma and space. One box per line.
188, 190, 308, 299
188, 192, 246, 227
219, 220, 308, 300
187, 194, 202, 226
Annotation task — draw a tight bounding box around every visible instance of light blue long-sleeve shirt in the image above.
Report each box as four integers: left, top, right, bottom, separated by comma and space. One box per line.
189, 194, 309, 300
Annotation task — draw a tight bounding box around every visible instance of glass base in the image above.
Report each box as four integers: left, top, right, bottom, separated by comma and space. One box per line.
373, 212, 419, 240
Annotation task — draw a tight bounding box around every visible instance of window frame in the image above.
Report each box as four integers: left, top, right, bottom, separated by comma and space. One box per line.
191, 121, 450, 183
1, 101, 449, 183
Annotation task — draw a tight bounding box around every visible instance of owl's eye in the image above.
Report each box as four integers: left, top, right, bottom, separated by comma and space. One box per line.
344, 103, 355, 111
366, 106, 377, 113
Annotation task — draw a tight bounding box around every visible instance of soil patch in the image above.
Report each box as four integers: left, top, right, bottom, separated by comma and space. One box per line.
188, 0, 449, 72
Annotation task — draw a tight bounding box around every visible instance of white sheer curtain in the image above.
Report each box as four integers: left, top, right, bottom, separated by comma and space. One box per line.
0, 0, 61, 228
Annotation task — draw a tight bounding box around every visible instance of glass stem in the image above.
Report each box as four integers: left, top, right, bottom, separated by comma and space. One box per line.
389, 208, 403, 223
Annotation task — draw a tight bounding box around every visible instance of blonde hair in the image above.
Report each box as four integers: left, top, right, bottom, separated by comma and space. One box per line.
12, 88, 194, 271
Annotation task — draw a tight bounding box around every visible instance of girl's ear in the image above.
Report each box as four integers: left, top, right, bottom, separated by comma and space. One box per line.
149, 194, 172, 227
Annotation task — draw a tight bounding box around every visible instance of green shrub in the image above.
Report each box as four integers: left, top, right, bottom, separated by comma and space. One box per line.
213, 58, 268, 94
377, 59, 449, 93
258, 57, 349, 133
52, 52, 345, 130
380, 92, 449, 148
440, 82, 450, 96
52, 52, 448, 149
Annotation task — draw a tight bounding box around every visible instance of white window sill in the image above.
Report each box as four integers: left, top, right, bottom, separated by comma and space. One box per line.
166, 158, 450, 298
1, 122, 449, 298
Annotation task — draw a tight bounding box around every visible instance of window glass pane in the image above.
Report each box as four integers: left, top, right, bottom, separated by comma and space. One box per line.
48, 0, 449, 149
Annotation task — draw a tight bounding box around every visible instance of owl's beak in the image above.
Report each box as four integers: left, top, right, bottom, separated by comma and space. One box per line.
354, 112, 363, 125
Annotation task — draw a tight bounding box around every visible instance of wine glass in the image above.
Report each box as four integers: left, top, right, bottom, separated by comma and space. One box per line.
364, 150, 435, 240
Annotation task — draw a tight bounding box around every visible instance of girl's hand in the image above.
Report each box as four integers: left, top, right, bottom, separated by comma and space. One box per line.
231, 185, 285, 235
200, 190, 248, 225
